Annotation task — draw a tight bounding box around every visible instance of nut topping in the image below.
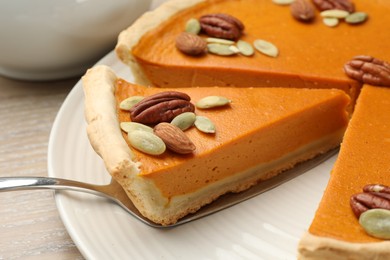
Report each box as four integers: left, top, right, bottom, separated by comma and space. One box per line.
312, 0, 355, 13
176, 32, 207, 56
359, 209, 390, 239
345, 12, 368, 24
196, 95, 231, 109
185, 18, 201, 34
154, 122, 196, 154
171, 112, 196, 131
127, 130, 166, 155
344, 56, 390, 87
253, 39, 279, 58
207, 43, 237, 56
273, 0, 295, 5
320, 9, 350, 19
119, 96, 144, 111
130, 91, 195, 125
350, 184, 390, 218
199, 13, 244, 40
194, 115, 216, 134
291, 0, 315, 22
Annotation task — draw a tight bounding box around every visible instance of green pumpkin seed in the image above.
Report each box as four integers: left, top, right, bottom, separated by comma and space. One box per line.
185, 18, 201, 34
359, 209, 390, 239
320, 9, 350, 19
194, 116, 216, 133
207, 43, 237, 56
345, 12, 368, 24
206, 37, 235, 45
272, 0, 295, 5
253, 39, 279, 57
119, 96, 144, 110
171, 112, 196, 131
323, 17, 339, 27
127, 130, 166, 155
237, 40, 254, 56
196, 96, 231, 109
120, 122, 153, 133
229, 45, 240, 54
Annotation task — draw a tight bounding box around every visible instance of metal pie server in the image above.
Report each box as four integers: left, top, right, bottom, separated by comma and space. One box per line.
0, 148, 337, 228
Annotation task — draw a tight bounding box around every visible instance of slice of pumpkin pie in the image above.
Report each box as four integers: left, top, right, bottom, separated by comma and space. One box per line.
298, 85, 390, 259
82, 65, 350, 225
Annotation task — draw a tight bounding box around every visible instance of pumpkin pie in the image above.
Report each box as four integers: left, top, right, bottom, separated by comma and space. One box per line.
116, 0, 390, 109
298, 85, 390, 259
82, 65, 350, 225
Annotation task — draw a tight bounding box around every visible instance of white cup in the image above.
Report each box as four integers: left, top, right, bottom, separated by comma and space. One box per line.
0, 0, 152, 81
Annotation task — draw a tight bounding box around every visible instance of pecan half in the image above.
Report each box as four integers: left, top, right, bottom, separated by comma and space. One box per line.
129, 91, 195, 125
176, 32, 207, 56
350, 184, 390, 218
344, 56, 390, 87
199, 13, 244, 40
364, 184, 390, 200
291, 0, 315, 22
154, 122, 196, 154
312, 0, 355, 13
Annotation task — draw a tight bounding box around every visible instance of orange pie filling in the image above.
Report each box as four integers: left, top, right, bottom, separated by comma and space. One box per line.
111, 0, 390, 238
307, 85, 390, 244
114, 79, 350, 223
125, 0, 390, 108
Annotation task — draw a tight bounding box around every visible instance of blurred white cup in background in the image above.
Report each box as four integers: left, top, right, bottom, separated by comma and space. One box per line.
0, 0, 152, 81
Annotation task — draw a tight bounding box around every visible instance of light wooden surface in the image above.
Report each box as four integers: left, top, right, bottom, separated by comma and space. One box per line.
0, 2, 168, 259
0, 75, 84, 259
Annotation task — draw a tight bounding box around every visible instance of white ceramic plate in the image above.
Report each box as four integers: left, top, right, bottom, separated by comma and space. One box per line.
48, 51, 336, 260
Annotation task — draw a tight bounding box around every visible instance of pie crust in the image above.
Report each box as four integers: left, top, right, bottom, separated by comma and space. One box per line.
116, 0, 205, 86
299, 233, 390, 259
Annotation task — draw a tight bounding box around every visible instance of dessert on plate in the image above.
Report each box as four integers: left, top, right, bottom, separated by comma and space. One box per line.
81, 0, 390, 257
82, 65, 349, 225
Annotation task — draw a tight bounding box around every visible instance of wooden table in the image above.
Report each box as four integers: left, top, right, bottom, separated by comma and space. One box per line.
0, 2, 169, 258
0, 75, 84, 259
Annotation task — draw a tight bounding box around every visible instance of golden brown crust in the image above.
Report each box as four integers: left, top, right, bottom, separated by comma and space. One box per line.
115, 0, 205, 85
82, 65, 168, 223
298, 232, 390, 259
82, 65, 139, 178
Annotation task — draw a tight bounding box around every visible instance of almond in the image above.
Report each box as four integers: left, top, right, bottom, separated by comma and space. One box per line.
154, 122, 196, 154
291, 0, 315, 22
175, 32, 207, 56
